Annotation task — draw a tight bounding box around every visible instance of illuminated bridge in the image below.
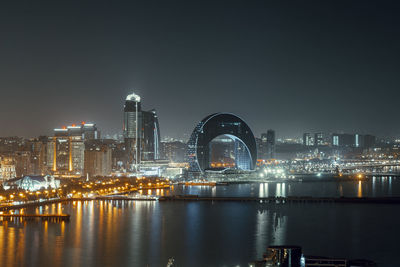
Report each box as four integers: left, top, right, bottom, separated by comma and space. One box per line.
187, 113, 257, 176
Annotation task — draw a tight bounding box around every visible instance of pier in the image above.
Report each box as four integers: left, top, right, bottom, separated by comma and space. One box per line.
0, 196, 158, 212
158, 195, 400, 204
0, 214, 70, 221
95, 196, 157, 201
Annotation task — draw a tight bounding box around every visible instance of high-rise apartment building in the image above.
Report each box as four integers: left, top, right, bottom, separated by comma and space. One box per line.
0, 156, 16, 181
331, 133, 376, 148
29, 136, 48, 175
161, 141, 186, 163
303, 133, 313, 146
258, 130, 275, 159
314, 132, 324, 147
266, 130, 275, 159
14, 151, 32, 177
84, 140, 112, 177
257, 137, 266, 159
47, 122, 99, 176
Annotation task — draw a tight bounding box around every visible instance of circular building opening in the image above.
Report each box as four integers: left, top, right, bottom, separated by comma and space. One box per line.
208, 134, 253, 171
187, 113, 257, 174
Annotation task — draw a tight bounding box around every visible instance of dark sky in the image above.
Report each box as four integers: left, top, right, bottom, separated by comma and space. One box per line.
1, 1, 399, 139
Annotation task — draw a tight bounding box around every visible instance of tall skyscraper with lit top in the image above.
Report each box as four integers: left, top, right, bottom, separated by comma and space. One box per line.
123, 92, 160, 170
123, 93, 142, 169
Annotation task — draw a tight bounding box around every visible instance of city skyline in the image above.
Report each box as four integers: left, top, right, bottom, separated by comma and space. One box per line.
1, 2, 400, 266
0, 90, 394, 141
1, 1, 400, 139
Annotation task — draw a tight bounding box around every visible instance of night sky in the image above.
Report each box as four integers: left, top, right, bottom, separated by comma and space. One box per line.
1, 1, 399, 139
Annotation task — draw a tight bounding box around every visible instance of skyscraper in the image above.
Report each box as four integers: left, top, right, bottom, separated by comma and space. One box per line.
266, 130, 275, 159
258, 130, 275, 160
123, 93, 142, 169
142, 109, 161, 161
123, 93, 161, 170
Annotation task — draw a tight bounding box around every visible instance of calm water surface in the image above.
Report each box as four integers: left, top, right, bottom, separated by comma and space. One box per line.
170, 176, 400, 198
0, 177, 399, 267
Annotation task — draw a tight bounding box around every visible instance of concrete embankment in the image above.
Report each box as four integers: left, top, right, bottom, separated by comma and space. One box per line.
158, 196, 400, 204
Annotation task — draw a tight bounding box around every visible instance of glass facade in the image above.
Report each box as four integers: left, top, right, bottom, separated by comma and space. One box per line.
187, 113, 257, 173
123, 94, 161, 168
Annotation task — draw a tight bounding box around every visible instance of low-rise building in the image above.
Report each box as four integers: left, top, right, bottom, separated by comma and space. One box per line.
2, 175, 60, 191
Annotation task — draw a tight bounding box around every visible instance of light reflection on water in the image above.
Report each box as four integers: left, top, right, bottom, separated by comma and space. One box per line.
139, 177, 400, 198
0, 200, 398, 266
0, 178, 398, 266
357, 181, 363, 198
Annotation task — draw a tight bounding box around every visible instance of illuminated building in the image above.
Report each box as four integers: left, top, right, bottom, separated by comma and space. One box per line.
332, 133, 356, 147
81, 123, 100, 140
264, 246, 302, 267
123, 92, 161, 170
161, 141, 186, 163
123, 92, 141, 169
0, 156, 16, 181
84, 140, 112, 177
1, 137, 47, 177
47, 122, 99, 176
258, 130, 276, 160
187, 113, 257, 175
0, 137, 24, 154
303, 133, 313, 146
256, 137, 265, 159
251, 246, 376, 267
209, 135, 236, 168
138, 159, 169, 176
314, 132, 324, 147
332, 135, 339, 146
2, 175, 60, 191
257, 135, 267, 160
266, 130, 275, 159
162, 166, 185, 179
142, 109, 161, 161
331, 133, 376, 148
13, 151, 32, 177
29, 136, 48, 175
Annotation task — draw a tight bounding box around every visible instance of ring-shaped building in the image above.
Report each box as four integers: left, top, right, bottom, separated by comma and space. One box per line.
187, 113, 257, 173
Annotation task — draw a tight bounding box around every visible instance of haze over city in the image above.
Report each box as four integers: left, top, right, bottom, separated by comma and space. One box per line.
1, 1, 400, 267
1, 1, 400, 139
